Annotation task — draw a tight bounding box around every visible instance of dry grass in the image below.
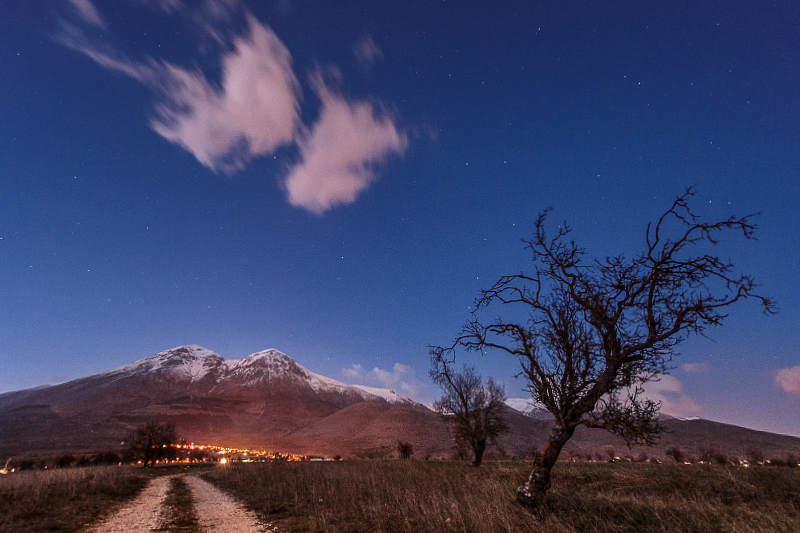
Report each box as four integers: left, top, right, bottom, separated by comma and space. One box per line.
203, 460, 800, 533
0, 465, 146, 533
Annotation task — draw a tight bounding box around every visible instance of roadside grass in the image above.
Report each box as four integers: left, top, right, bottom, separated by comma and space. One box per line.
203, 460, 800, 533
0, 463, 213, 533
0, 465, 145, 533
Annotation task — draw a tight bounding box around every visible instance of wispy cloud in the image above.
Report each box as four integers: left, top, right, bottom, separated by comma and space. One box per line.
66, 0, 106, 28
776, 365, 800, 397
682, 362, 709, 373
354, 36, 384, 69
56, 4, 405, 214
642, 374, 701, 418
55, 21, 153, 82
131, 0, 184, 13
342, 362, 424, 399
283, 75, 406, 214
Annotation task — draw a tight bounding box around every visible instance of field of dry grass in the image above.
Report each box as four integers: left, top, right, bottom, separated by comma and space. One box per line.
0, 465, 147, 533
0, 463, 219, 533
1, 460, 798, 532
203, 460, 800, 533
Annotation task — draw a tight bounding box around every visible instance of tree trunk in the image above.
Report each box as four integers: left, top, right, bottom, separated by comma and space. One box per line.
517, 423, 576, 508
472, 438, 486, 467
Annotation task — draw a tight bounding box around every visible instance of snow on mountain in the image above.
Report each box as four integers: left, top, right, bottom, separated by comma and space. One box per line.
104, 345, 224, 380
505, 397, 554, 419
350, 384, 413, 405
95, 345, 416, 405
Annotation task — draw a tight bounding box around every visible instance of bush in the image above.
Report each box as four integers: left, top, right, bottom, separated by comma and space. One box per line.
746, 447, 765, 465
666, 447, 684, 464
397, 441, 413, 460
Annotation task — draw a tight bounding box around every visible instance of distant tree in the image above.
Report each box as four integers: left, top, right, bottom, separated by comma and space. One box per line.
92, 452, 122, 466
55, 454, 75, 469
430, 188, 773, 508
128, 420, 178, 467
397, 441, 414, 460
429, 361, 508, 467
713, 451, 730, 465
667, 447, 685, 464
746, 447, 765, 465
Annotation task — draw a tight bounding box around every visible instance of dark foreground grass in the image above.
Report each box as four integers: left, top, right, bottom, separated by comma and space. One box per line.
204, 460, 800, 533
0, 463, 214, 533
0, 465, 146, 533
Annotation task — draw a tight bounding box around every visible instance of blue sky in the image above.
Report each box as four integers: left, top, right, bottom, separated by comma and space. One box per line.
2, 0, 799, 436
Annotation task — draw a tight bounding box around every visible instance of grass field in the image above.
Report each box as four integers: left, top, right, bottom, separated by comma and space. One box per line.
0, 463, 214, 533
203, 460, 800, 533
0, 465, 146, 533
1, 461, 798, 532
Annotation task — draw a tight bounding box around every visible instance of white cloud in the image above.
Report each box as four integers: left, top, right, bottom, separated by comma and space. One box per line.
682, 362, 709, 373
341, 362, 423, 399
151, 16, 301, 173
283, 76, 406, 214
776, 366, 800, 397
342, 363, 364, 380
57, 7, 405, 213
66, 0, 106, 28
642, 374, 701, 418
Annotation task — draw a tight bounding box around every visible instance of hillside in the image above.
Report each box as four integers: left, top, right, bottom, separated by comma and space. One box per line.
1, 345, 799, 463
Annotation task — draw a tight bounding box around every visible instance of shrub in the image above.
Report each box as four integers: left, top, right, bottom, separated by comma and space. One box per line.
397, 441, 414, 460
666, 447, 684, 464
746, 447, 765, 465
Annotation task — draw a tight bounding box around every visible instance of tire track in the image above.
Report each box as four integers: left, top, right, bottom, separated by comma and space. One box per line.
89, 473, 275, 533
184, 476, 276, 532
90, 475, 172, 533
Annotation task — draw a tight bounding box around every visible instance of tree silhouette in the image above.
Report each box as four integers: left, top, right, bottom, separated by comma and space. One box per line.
429, 361, 508, 467
431, 188, 773, 507
128, 420, 178, 467
397, 441, 414, 459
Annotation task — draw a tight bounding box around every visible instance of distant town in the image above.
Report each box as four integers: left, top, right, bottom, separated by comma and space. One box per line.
168, 442, 334, 464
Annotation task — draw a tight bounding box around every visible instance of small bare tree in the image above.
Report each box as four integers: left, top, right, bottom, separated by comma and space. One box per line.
429, 361, 508, 467
397, 441, 414, 459
128, 420, 178, 467
432, 188, 773, 507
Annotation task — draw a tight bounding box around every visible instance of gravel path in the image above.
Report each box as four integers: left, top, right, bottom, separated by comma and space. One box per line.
89, 474, 275, 532
185, 475, 276, 532
90, 475, 171, 533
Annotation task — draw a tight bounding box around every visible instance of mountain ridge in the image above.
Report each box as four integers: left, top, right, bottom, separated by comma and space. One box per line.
2, 345, 800, 463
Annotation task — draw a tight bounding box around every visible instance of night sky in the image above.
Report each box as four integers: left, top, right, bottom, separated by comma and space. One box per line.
2, 1, 799, 436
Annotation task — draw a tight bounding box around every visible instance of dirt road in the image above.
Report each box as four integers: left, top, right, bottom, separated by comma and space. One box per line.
90, 474, 277, 533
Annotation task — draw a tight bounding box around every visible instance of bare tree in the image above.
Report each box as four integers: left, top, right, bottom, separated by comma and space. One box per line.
432, 188, 773, 507
397, 440, 414, 459
128, 420, 178, 467
429, 360, 508, 467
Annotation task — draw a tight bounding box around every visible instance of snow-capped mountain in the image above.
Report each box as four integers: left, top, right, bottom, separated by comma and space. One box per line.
3, 345, 800, 462
99, 345, 412, 405
0, 345, 431, 458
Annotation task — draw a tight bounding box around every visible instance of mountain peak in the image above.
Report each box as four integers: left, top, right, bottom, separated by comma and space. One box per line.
106, 345, 225, 383
241, 349, 292, 362
228, 349, 310, 384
